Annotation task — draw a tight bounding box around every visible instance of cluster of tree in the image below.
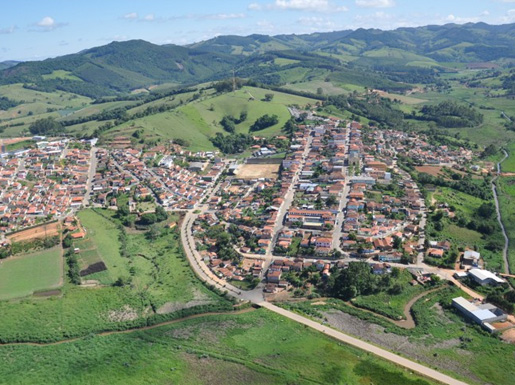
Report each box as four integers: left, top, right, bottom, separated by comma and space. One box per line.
328, 93, 404, 128
65, 249, 81, 285
29, 117, 65, 136
23, 78, 117, 99
480, 144, 498, 159
416, 101, 483, 128
9, 236, 60, 255
219, 111, 248, 133
0, 96, 20, 111
205, 225, 241, 262
213, 78, 243, 93
210, 132, 253, 154
327, 262, 390, 300
416, 172, 492, 201
487, 290, 515, 314
138, 205, 168, 226
249, 114, 279, 132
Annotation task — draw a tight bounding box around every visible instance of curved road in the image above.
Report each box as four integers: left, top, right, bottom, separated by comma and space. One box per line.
180, 185, 470, 385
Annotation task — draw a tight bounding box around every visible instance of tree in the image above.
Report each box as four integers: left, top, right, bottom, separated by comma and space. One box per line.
477, 202, 495, 219
155, 205, 168, 222
140, 213, 157, 225
146, 224, 161, 240
62, 234, 73, 248
250, 114, 279, 132
264, 93, 274, 102
220, 116, 236, 133
29, 117, 64, 136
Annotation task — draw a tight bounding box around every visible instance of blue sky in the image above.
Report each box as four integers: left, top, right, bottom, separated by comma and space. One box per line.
1, 0, 515, 61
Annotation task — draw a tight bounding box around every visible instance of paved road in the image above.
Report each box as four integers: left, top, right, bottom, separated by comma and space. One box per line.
332, 127, 351, 251
267, 135, 313, 255
83, 147, 98, 207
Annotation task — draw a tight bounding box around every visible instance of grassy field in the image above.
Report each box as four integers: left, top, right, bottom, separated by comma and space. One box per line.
497, 176, 515, 274
501, 141, 515, 173
0, 247, 62, 300
0, 209, 227, 343
285, 287, 515, 385
0, 308, 439, 385
103, 86, 317, 151
352, 269, 428, 320
77, 209, 127, 284
429, 186, 505, 271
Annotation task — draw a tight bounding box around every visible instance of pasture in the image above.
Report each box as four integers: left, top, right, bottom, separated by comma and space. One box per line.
0, 247, 62, 300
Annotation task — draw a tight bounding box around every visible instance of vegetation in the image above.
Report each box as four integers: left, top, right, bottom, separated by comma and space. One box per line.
0, 308, 440, 385
0, 247, 62, 300
417, 101, 483, 128
249, 114, 279, 132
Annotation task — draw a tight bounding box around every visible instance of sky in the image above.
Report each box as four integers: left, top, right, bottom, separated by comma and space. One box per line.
1, 0, 515, 62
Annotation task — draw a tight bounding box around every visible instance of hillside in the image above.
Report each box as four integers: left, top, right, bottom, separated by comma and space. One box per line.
1, 23, 515, 99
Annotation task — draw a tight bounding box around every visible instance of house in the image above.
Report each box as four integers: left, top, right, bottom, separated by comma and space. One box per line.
372, 263, 391, 275
468, 269, 505, 286
462, 250, 480, 266
427, 248, 444, 258
267, 270, 282, 283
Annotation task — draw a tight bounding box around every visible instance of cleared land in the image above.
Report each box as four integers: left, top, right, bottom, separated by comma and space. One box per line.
7, 222, 60, 243
234, 163, 280, 180
0, 247, 62, 300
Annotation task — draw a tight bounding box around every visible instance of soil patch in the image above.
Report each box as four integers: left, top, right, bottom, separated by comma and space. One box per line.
7, 222, 60, 243
235, 164, 280, 180
107, 305, 139, 322
501, 328, 515, 344
33, 289, 61, 297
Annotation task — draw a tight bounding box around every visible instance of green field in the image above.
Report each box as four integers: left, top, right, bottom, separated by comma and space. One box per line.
497, 176, 515, 274
77, 209, 127, 284
103, 86, 317, 151
0, 209, 227, 343
0, 247, 62, 300
428, 186, 505, 270
0, 308, 439, 385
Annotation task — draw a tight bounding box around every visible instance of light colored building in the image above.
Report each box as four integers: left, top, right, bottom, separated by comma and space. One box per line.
468, 269, 505, 286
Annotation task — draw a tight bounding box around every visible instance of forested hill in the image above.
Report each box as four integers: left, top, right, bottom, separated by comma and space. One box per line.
1, 22, 514, 98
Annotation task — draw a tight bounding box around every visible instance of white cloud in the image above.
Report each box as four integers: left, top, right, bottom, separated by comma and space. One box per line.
33, 16, 66, 31
275, 0, 330, 10
355, 0, 395, 8
143, 14, 155, 21
298, 16, 337, 29
500, 9, 515, 22
205, 13, 247, 20
0, 25, 16, 34
249, 0, 347, 12
248, 3, 263, 10
123, 12, 138, 20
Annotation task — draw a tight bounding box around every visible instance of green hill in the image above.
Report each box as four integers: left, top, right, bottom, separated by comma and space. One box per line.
102, 86, 317, 151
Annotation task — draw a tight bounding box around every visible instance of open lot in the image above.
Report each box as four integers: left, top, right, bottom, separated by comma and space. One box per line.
7, 221, 60, 243
235, 163, 280, 180
0, 247, 62, 300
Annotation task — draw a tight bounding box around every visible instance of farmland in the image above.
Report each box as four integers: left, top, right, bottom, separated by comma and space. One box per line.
0, 247, 62, 300
0, 308, 439, 385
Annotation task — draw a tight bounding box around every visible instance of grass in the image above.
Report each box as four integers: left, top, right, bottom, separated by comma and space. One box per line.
501, 141, 515, 173
103, 86, 317, 151
496, 176, 515, 274
285, 287, 515, 385
0, 209, 227, 343
429, 186, 505, 271
352, 269, 428, 320
77, 209, 127, 284
0, 247, 62, 300
0, 308, 439, 385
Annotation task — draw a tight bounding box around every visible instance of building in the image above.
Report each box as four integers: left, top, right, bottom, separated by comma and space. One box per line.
452, 297, 507, 332
462, 250, 480, 266
468, 269, 505, 286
